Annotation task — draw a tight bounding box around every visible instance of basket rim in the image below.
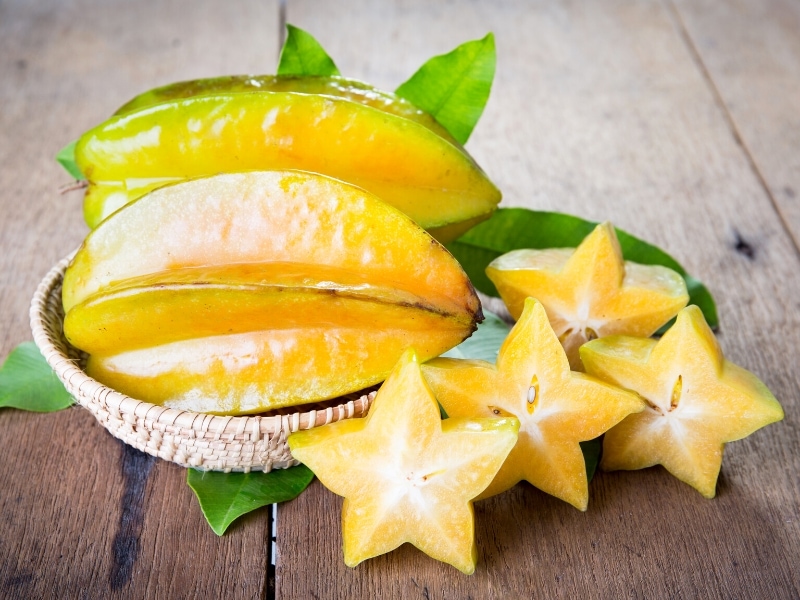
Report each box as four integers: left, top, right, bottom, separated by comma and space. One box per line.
29, 253, 373, 439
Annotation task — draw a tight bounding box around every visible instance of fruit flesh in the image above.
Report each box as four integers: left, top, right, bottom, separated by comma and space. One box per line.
288, 349, 519, 573
580, 305, 784, 498
63, 171, 482, 413
486, 222, 689, 370
77, 90, 501, 236
422, 298, 644, 510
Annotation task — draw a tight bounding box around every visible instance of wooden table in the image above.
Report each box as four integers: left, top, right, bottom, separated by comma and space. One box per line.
1, 1, 798, 597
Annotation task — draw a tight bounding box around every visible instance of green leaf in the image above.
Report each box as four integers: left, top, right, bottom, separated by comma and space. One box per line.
441, 309, 510, 362
0, 342, 74, 412
277, 24, 340, 77
447, 208, 718, 328
187, 464, 314, 535
580, 437, 602, 482
395, 33, 495, 145
56, 140, 85, 180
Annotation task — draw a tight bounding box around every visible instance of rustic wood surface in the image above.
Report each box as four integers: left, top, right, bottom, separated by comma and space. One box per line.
674, 0, 800, 247
1, 1, 797, 598
0, 2, 280, 598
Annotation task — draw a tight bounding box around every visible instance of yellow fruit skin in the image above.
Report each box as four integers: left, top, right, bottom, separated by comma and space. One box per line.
64, 266, 473, 354
289, 349, 519, 574
84, 326, 465, 415
63, 171, 481, 315
63, 171, 482, 414
422, 298, 644, 510
113, 74, 458, 143
581, 305, 784, 498
76, 90, 501, 238
486, 222, 689, 370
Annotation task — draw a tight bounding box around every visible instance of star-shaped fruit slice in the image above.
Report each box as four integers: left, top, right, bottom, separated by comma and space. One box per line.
287, 348, 519, 574
422, 298, 644, 510
486, 222, 689, 370
580, 305, 784, 498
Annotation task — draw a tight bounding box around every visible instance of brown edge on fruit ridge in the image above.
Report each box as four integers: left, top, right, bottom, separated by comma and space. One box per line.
30, 254, 376, 473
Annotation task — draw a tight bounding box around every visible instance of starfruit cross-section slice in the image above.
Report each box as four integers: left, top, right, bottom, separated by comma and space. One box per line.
288, 348, 519, 574
581, 305, 784, 498
62, 170, 483, 414
422, 298, 644, 510
486, 221, 689, 370
76, 87, 501, 239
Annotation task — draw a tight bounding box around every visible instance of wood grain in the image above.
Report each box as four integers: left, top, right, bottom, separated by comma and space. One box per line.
0, 1, 279, 598
276, 0, 800, 597
672, 0, 800, 248
1, 0, 798, 598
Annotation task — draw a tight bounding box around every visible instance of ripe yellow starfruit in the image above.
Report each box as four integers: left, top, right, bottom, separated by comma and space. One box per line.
76, 83, 501, 240
62, 170, 482, 414
421, 298, 644, 510
486, 222, 689, 370
580, 305, 784, 498
113, 74, 457, 142
288, 349, 520, 574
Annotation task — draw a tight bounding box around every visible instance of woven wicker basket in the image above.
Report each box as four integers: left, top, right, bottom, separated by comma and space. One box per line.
30, 255, 374, 473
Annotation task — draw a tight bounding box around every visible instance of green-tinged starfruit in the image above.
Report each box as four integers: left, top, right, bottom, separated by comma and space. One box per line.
486, 222, 689, 370
288, 348, 519, 574
76, 80, 500, 240
113, 74, 456, 142
422, 298, 644, 510
62, 170, 482, 414
580, 305, 784, 498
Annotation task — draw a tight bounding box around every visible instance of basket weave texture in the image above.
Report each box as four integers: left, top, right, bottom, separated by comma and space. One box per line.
30, 255, 374, 473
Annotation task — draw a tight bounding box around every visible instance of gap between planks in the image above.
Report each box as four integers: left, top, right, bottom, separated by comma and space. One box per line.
278, 0, 288, 55
270, 6, 286, 599
664, 0, 800, 258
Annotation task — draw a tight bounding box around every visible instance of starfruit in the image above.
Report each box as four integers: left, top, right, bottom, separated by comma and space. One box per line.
581, 305, 784, 498
486, 222, 689, 370
62, 170, 483, 414
288, 349, 519, 574
76, 78, 501, 240
422, 298, 644, 510
113, 75, 456, 142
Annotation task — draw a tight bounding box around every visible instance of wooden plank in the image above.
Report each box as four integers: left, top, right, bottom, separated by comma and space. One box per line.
672, 0, 800, 248
276, 1, 800, 597
0, 1, 280, 598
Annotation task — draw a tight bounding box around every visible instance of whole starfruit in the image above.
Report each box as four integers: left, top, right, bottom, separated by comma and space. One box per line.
62, 170, 483, 415
75, 76, 501, 240
113, 75, 456, 141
